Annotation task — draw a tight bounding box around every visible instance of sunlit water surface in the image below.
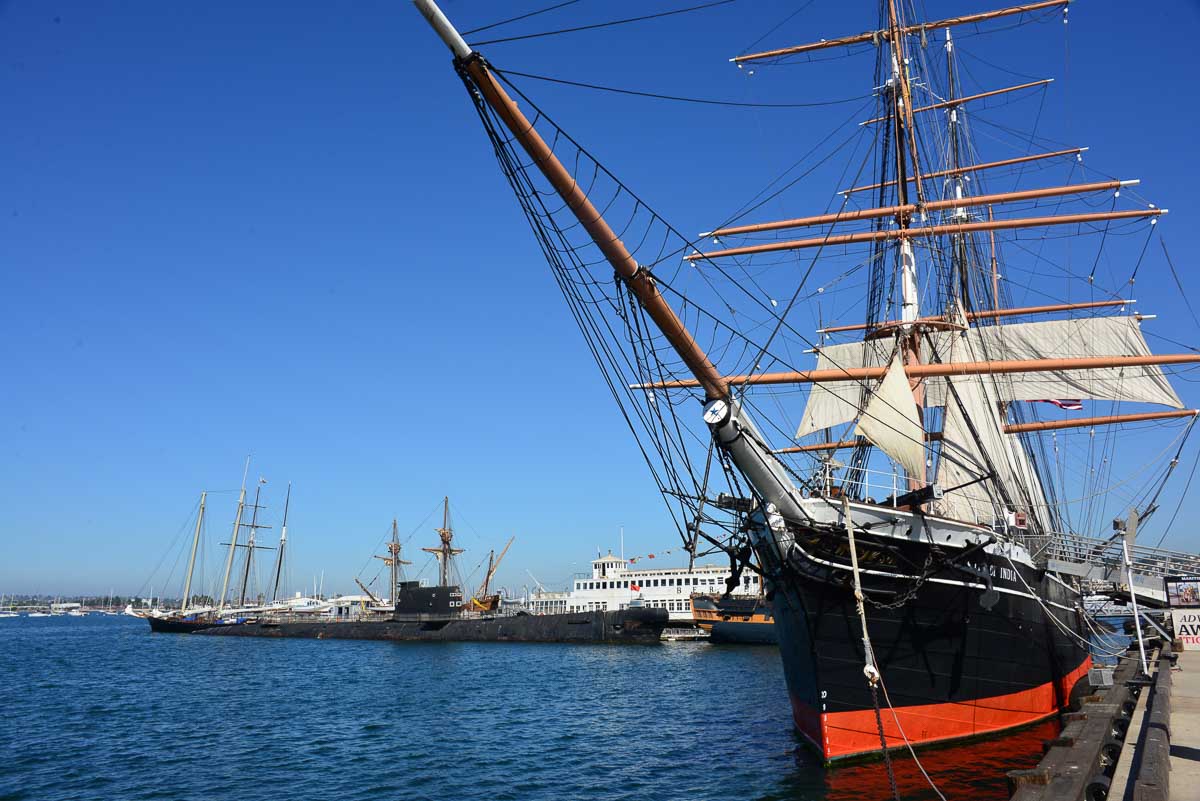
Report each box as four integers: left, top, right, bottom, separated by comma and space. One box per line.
0, 616, 1068, 800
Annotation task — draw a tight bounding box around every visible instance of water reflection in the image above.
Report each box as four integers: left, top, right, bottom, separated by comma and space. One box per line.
761, 719, 1060, 801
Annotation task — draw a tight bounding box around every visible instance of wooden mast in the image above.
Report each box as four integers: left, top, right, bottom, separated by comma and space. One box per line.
374, 519, 412, 607
181, 491, 206, 613
414, 0, 728, 402
423, 496, 464, 587
883, 0, 927, 487
389, 519, 400, 605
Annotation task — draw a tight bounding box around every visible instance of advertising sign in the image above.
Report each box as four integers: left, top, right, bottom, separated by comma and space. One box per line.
1167, 576, 1200, 651
1166, 576, 1200, 608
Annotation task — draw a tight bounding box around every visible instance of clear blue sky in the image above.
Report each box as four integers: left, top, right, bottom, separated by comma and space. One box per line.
2, 0, 1198, 597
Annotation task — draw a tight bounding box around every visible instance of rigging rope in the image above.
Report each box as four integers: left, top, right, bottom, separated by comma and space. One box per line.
470, 0, 737, 46
462, 0, 581, 36
494, 68, 872, 109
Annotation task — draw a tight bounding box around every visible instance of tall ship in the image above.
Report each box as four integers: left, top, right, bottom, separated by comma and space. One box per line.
412, 0, 1198, 761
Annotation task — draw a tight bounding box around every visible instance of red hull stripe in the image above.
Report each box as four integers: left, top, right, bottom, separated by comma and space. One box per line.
795, 657, 1093, 760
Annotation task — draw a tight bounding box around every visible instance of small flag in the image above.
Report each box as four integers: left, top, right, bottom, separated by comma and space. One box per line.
630, 583, 641, 592
1035, 399, 1083, 410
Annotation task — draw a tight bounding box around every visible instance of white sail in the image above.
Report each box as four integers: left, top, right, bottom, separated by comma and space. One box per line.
934, 376, 1049, 529
796, 316, 1180, 438
796, 338, 894, 438
854, 353, 927, 479
932, 316, 1182, 407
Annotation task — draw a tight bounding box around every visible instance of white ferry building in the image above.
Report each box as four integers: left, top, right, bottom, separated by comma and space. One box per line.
527, 551, 762, 622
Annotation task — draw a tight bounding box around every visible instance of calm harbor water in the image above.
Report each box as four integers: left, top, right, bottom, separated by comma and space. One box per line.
0, 616, 1058, 801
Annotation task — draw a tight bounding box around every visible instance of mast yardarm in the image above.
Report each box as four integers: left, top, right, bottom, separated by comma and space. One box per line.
689, 208, 1167, 260
634, 354, 1200, 390
773, 410, 1200, 453
818, 299, 1135, 334
841, 147, 1087, 195
732, 0, 1070, 62
708, 179, 1133, 237
859, 79, 1053, 126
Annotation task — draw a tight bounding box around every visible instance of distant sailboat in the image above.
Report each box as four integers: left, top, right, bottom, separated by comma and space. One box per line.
147, 491, 218, 633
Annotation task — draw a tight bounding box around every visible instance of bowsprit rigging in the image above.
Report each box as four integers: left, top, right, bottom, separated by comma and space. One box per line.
414, 0, 1200, 764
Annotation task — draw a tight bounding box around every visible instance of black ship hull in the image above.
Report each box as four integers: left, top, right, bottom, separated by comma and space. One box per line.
767, 520, 1091, 762
194, 607, 669, 644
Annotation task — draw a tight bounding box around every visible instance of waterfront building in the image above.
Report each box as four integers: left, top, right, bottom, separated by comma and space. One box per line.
527, 551, 760, 622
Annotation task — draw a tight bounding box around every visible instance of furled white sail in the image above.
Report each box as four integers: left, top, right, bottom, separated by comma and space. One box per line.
931, 316, 1182, 408
854, 353, 927, 479
934, 376, 1049, 529
795, 316, 1179, 439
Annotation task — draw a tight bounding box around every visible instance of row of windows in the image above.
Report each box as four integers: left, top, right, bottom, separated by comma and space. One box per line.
568, 599, 693, 613
575, 574, 761, 592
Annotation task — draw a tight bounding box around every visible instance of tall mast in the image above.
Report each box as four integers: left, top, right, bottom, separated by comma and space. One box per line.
945, 29, 972, 309
217, 458, 250, 613
423, 495, 463, 587
375, 519, 411, 606
238, 480, 269, 607
440, 496, 450, 587
885, 0, 927, 487
270, 482, 291, 604
182, 491, 206, 613
390, 520, 399, 604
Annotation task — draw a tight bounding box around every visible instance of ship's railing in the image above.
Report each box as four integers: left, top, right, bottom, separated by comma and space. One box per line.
1045, 532, 1200, 579
825, 464, 903, 506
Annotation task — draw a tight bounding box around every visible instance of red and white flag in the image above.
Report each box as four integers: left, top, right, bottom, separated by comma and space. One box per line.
1035, 399, 1084, 410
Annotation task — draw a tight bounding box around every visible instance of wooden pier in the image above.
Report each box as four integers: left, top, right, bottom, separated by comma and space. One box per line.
1169, 650, 1200, 800
1006, 638, 1200, 801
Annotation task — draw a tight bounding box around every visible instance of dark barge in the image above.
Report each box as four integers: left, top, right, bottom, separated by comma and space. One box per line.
195, 606, 668, 644
191, 582, 668, 644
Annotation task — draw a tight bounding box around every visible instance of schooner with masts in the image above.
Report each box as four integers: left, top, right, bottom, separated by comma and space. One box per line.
147, 466, 296, 632
414, 0, 1200, 761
